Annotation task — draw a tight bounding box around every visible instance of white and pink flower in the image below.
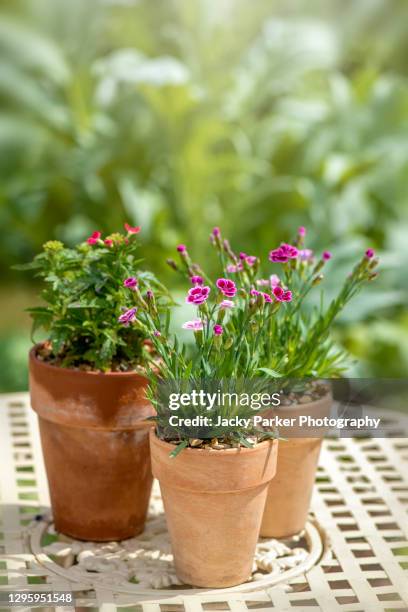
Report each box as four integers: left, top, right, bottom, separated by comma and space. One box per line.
182, 319, 204, 331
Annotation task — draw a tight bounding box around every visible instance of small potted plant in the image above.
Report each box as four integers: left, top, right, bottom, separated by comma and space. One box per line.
252, 227, 378, 538
17, 225, 171, 541
162, 228, 378, 541
119, 238, 281, 588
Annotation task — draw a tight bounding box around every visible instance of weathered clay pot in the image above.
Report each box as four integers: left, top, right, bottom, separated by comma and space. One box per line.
29, 346, 154, 541
150, 430, 278, 588
260, 392, 332, 539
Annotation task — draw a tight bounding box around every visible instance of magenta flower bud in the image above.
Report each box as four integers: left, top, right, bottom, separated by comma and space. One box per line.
153, 330, 161, 337
177, 244, 187, 253
322, 251, 332, 261
245, 255, 257, 267
298, 226, 306, 236
123, 277, 138, 289
250, 289, 260, 296
213, 324, 223, 336
191, 275, 203, 285
216, 278, 237, 297
146, 290, 154, 299
87, 231, 101, 245
239, 252, 247, 260
212, 227, 221, 237
118, 307, 137, 326
273, 286, 293, 302
262, 292, 273, 303
365, 248, 375, 259
273, 286, 284, 299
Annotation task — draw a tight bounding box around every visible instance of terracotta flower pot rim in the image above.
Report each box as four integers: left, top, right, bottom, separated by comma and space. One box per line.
152, 429, 276, 456
29, 344, 154, 432
29, 345, 147, 379
275, 390, 332, 411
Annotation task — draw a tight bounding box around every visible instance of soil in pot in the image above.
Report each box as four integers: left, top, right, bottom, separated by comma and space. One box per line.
29, 346, 155, 541
260, 390, 332, 539
150, 429, 278, 588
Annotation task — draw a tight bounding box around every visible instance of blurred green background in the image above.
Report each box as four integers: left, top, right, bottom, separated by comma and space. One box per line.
1, 0, 408, 392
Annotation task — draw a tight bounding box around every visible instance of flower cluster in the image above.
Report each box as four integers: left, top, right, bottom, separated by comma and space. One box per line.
173, 244, 295, 348
112, 224, 378, 448
118, 232, 299, 386
117, 227, 302, 381
116, 224, 379, 379
85, 223, 141, 248
146, 225, 377, 380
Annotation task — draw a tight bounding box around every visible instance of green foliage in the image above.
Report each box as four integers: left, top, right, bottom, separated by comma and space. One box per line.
260, 251, 379, 378
152, 378, 279, 453
16, 231, 171, 370
0, 331, 31, 392
1, 0, 408, 272
166, 229, 379, 379
132, 227, 378, 445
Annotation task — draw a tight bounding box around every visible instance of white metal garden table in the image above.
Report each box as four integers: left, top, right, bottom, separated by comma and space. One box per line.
0, 392, 407, 611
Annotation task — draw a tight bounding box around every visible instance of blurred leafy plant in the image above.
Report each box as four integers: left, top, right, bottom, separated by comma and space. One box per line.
1, 0, 408, 267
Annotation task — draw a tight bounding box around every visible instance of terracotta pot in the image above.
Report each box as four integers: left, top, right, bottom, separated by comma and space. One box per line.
260, 392, 332, 539
29, 346, 154, 541
150, 430, 278, 588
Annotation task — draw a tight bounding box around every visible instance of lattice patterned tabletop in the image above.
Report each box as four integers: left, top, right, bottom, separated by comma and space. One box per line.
0, 392, 407, 612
